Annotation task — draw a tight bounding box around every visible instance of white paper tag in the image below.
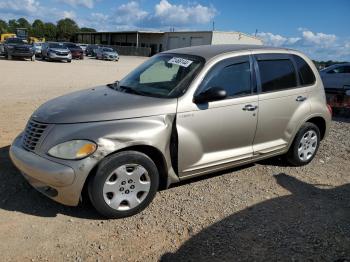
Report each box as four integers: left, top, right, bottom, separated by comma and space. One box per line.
168, 57, 193, 68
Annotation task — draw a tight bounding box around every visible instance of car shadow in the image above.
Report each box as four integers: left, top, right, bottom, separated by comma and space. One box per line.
0, 145, 100, 219
161, 173, 350, 261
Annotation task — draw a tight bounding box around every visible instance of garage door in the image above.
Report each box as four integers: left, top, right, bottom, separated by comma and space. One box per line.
167, 37, 180, 50
190, 37, 204, 46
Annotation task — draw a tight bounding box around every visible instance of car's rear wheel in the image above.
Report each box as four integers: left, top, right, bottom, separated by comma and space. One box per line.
286, 122, 320, 166
88, 151, 159, 218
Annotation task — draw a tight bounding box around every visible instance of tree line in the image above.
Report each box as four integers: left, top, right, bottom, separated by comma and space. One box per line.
0, 18, 96, 41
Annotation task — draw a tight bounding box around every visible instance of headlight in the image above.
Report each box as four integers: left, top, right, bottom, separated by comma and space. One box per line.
7, 46, 14, 49
48, 140, 97, 160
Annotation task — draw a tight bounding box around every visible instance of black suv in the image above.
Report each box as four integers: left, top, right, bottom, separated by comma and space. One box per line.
85, 44, 100, 57
4, 38, 35, 61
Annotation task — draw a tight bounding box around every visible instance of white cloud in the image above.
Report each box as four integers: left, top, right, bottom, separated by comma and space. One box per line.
0, 0, 40, 15
62, 10, 76, 19
301, 30, 336, 47
82, 0, 217, 31
256, 30, 349, 61
153, 0, 216, 26
114, 1, 148, 24
58, 0, 95, 9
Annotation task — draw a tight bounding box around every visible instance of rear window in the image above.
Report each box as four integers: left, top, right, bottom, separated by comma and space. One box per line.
293, 55, 316, 85
258, 59, 297, 92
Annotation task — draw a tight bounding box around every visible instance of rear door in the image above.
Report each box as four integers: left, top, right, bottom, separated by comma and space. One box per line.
252, 53, 312, 155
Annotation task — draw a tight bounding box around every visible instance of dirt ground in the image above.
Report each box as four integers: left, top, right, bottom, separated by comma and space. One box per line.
0, 57, 349, 262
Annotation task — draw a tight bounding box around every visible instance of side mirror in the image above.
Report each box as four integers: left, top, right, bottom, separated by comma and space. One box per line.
193, 87, 227, 104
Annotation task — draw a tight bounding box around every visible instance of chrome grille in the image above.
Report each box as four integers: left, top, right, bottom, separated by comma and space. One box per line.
22, 120, 48, 151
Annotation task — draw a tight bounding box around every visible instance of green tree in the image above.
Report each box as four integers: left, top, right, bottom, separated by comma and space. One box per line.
43, 22, 57, 41
32, 19, 45, 38
79, 27, 96, 33
8, 19, 19, 33
17, 18, 32, 30
56, 18, 79, 41
0, 19, 9, 34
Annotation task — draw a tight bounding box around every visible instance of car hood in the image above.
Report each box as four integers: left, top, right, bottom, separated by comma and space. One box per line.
103, 52, 117, 55
8, 43, 32, 48
31, 85, 177, 124
69, 48, 82, 52
50, 48, 69, 52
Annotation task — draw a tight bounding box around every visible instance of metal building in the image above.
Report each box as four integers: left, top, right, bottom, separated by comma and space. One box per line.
75, 30, 263, 56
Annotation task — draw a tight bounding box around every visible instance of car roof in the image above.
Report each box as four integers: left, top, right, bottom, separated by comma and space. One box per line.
321, 63, 350, 71
163, 44, 289, 60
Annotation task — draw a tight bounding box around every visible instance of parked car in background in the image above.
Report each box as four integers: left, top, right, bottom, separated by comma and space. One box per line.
320, 63, 350, 109
95, 47, 119, 61
63, 42, 84, 59
41, 42, 72, 62
4, 38, 35, 61
33, 42, 43, 57
78, 43, 88, 53
85, 44, 100, 56
10, 45, 331, 219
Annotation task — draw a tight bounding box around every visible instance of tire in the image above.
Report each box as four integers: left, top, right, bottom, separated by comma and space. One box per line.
88, 151, 159, 218
67, 59, 71, 63
286, 122, 320, 166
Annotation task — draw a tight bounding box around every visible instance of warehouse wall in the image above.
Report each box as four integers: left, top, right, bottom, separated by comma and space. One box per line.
163, 32, 212, 50
211, 31, 263, 45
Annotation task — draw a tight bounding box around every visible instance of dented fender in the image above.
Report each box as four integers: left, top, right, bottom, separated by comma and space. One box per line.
34, 114, 178, 205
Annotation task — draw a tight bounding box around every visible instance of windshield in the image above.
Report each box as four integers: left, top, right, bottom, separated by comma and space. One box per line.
103, 48, 114, 52
64, 43, 78, 48
49, 43, 65, 48
117, 54, 204, 98
6, 38, 26, 44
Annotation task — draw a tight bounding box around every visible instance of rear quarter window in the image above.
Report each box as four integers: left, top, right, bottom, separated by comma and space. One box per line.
293, 55, 316, 85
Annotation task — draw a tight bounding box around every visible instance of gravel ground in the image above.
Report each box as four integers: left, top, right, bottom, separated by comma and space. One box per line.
0, 57, 349, 261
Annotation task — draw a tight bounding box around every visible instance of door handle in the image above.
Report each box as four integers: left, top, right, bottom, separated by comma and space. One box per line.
296, 96, 307, 102
243, 104, 258, 111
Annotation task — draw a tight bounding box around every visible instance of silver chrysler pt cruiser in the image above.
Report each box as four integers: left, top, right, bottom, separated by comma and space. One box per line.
10, 45, 331, 218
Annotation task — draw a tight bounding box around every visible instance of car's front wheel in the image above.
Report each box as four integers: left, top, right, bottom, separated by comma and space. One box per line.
88, 151, 159, 218
286, 122, 320, 166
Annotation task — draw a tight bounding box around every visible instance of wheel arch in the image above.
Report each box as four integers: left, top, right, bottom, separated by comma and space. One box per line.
82, 145, 169, 201
305, 116, 327, 140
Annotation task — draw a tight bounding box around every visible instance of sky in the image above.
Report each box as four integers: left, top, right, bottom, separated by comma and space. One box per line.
0, 0, 349, 61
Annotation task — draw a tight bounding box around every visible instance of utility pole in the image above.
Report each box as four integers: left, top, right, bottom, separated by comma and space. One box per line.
255, 29, 258, 37
212, 21, 215, 31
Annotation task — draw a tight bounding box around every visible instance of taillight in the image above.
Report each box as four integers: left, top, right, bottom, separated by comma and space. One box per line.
327, 104, 332, 116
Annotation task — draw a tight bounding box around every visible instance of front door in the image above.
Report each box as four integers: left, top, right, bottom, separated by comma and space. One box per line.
176, 55, 258, 177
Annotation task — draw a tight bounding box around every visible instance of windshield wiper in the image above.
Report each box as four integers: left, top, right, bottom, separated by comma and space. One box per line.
107, 81, 147, 96
118, 85, 146, 96
107, 81, 120, 90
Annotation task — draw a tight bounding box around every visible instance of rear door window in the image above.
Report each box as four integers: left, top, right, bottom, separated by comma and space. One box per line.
256, 55, 297, 92
293, 55, 316, 85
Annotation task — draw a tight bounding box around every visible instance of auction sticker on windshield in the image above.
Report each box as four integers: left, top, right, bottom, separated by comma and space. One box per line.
168, 57, 193, 67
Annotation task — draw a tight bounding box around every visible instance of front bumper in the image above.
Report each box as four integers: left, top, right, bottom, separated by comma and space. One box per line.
49, 52, 72, 61
9, 135, 80, 206
72, 52, 83, 59
9, 51, 34, 57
